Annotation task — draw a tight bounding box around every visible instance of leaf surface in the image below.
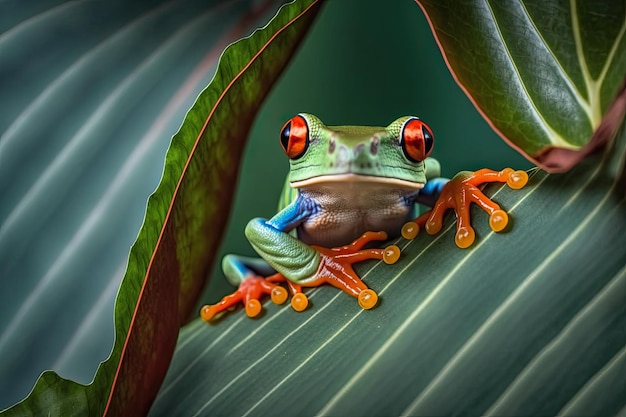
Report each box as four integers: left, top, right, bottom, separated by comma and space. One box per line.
0, 0, 321, 415
1, 0, 278, 408
149, 125, 625, 416
416, 0, 626, 171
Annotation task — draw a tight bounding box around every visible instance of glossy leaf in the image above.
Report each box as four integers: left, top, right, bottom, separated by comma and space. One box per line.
0, 0, 321, 415
416, 0, 626, 171
149, 127, 625, 416
1, 0, 283, 408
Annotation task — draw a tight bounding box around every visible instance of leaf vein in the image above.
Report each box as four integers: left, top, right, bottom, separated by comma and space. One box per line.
558, 344, 626, 416
400, 172, 620, 416
517, 0, 592, 117
187, 245, 392, 415
316, 177, 540, 415
596, 15, 626, 99
484, 0, 567, 146
157, 314, 246, 399
485, 263, 626, 415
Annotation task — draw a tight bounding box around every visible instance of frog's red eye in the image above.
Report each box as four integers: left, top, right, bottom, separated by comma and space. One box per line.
280, 115, 309, 160
400, 117, 434, 162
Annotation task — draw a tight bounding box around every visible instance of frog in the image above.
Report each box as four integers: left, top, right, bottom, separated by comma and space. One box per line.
200, 113, 528, 321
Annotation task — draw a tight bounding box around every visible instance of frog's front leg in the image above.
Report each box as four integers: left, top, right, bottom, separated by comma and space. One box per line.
247, 218, 400, 310
402, 168, 529, 248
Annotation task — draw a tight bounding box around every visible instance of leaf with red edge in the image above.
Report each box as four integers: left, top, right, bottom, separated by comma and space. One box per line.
148, 120, 626, 417
0, 1, 321, 416
416, 0, 626, 172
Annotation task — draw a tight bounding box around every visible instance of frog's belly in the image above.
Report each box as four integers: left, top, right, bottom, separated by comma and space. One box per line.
296, 187, 416, 248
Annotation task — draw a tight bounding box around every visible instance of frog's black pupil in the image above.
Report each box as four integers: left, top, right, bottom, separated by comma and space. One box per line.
281, 122, 292, 152
422, 126, 433, 154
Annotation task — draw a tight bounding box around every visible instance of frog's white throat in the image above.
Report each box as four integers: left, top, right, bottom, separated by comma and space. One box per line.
290, 173, 425, 189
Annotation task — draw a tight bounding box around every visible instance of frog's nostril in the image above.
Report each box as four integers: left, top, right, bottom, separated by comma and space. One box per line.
337, 146, 349, 166
370, 137, 379, 155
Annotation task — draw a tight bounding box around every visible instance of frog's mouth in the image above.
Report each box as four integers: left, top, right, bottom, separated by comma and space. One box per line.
290, 173, 425, 189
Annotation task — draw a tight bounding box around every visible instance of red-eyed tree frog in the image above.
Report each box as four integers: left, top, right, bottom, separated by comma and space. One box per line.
201, 114, 528, 321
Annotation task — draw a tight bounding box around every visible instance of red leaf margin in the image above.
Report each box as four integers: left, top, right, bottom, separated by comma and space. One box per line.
415, 0, 626, 173
100, 1, 322, 416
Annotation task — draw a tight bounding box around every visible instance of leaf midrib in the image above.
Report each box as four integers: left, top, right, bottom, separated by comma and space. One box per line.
517, 1, 592, 123
485, 0, 568, 147
484, 0, 625, 145
571, 0, 626, 125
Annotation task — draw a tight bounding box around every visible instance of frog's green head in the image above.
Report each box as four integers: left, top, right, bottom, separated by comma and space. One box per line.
280, 113, 434, 189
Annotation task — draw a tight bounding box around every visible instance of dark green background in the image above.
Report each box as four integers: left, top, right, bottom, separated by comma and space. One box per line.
202, 0, 530, 305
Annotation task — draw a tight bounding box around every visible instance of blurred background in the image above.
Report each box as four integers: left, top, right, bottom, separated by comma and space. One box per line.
0, 0, 528, 410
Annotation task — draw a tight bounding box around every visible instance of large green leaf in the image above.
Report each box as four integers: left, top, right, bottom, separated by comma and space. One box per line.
0, 0, 321, 415
148, 126, 625, 416
416, 0, 626, 172
1, 0, 281, 409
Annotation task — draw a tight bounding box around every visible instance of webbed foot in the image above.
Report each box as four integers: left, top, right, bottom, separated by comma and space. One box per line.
200, 273, 288, 321
305, 231, 401, 310
202, 231, 401, 321
266, 274, 310, 312
402, 168, 528, 248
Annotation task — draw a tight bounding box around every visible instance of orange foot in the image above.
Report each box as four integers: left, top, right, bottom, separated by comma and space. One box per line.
266, 274, 310, 313
200, 273, 288, 321
200, 231, 401, 321
401, 168, 528, 248
306, 231, 401, 310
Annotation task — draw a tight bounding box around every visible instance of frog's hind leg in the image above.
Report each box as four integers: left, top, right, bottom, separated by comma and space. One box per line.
247, 217, 400, 311
308, 231, 401, 309
200, 255, 288, 321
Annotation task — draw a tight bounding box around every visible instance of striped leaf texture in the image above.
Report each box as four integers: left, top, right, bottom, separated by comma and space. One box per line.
416, 0, 626, 172
150, 127, 625, 416
0, 0, 320, 415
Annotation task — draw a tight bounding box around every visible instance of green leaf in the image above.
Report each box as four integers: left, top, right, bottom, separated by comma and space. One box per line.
148, 127, 625, 416
0, 0, 321, 415
415, 0, 626, 171
1, 0, 282, 408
